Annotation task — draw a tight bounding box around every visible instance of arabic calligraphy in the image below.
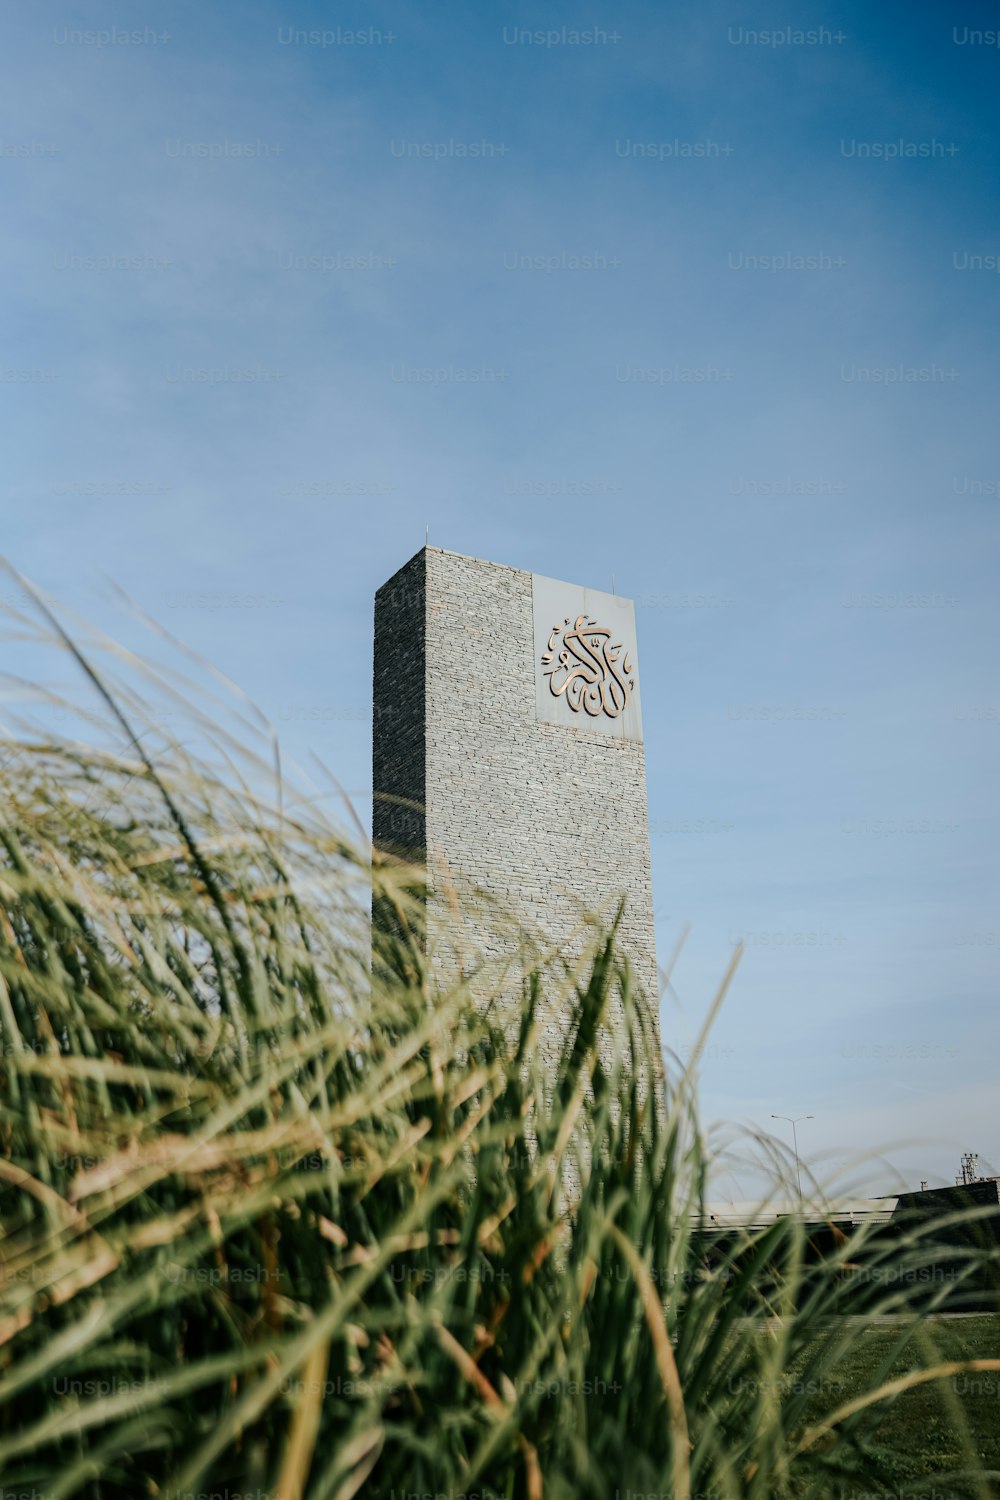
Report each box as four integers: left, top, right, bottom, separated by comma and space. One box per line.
541, 615, 635, 719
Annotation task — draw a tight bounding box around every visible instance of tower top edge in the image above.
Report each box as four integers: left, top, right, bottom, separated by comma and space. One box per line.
377, 545, 634, 604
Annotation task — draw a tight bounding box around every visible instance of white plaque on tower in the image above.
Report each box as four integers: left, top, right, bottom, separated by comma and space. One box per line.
531, 574, 643, 742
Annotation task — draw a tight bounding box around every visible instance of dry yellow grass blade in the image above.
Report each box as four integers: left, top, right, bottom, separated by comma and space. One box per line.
610, 1223, 692, 1500
434, 1316, 507, 1409
795, 1357, 1000, 1456
274, 1335, 331, 1500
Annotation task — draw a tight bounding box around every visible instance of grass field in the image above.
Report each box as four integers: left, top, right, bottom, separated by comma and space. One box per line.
800, 1315, 1000, 1496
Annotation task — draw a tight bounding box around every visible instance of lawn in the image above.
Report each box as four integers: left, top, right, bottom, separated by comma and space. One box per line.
804, 1314, 1000, 1496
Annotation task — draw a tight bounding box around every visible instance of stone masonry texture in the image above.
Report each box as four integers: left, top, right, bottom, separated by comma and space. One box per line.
372, 550, 426, 864
373, 547, 660, 1062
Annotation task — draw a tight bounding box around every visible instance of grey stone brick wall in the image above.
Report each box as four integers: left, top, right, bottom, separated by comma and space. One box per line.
372, 550, 425, 863
373, 546, 660, 1057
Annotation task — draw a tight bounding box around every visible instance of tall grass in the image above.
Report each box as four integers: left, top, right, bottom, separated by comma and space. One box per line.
0, 591, 998, 1499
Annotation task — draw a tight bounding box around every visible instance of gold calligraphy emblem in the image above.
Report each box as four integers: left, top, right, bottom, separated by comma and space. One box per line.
541, 615, 635, 719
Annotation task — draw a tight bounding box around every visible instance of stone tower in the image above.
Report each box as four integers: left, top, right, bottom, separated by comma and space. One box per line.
372, 546, 659, 1047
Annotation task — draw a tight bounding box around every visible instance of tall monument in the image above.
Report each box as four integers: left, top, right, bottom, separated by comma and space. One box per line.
373, 547, 659, 1048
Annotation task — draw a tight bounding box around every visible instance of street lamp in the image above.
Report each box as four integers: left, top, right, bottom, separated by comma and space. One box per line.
771, 1114, 814, 1200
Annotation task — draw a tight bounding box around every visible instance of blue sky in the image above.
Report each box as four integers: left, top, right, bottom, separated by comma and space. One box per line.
2, 0, 998, 1196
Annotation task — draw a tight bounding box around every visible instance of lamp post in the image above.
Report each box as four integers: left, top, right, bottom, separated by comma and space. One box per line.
771, 1114, 813, 1200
